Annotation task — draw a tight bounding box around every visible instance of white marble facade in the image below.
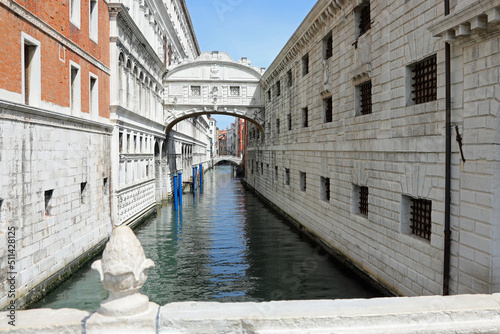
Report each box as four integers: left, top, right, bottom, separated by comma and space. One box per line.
108, 0, 205, 225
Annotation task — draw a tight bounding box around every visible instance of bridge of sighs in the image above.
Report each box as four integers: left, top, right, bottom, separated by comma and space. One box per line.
163, 51, 266, 132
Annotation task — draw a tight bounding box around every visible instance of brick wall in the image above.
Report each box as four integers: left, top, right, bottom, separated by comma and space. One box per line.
0, 0, 110, 117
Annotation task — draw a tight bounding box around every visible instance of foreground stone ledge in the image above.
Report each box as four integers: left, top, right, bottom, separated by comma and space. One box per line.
2, 294, 500, 333
0, 308, 89, 334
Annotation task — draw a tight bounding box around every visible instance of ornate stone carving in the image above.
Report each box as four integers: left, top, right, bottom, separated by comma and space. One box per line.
210, 65, 220, 79
91, 225, 156, 317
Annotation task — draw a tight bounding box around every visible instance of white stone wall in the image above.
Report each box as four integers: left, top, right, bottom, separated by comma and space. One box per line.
3, 294, 500, 333
246, 0, 500, 296
0, 102, 112, 309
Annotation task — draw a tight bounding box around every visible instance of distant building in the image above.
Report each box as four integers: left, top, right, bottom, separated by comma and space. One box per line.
218, 130, 227, 156
209, 118, 218, 157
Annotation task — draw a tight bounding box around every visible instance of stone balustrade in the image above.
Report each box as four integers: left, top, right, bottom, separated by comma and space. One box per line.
2, 226, 500, 333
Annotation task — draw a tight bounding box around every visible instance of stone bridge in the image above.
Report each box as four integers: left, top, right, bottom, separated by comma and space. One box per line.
212, 155, 242, 166
163, 51, 265, 132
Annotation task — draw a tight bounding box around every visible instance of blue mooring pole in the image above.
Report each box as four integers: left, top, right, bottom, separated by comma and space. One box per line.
192, 166, 196, 191
173, 173, 178, 211
199, 163, 203, 193
178, 171, 183, 206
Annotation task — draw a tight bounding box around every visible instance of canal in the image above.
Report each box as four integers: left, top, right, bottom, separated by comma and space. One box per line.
32, 165, 381, 311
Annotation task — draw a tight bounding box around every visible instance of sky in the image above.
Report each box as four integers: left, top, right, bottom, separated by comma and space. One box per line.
185, 0, 317, 130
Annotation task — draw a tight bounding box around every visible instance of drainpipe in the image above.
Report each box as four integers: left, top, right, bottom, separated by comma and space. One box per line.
443, 0, 452, 296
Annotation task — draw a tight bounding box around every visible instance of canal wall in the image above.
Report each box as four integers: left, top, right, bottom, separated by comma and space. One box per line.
2, 293, 500, 333
245, 0, 500, 297
0, 101, 113, 310
241, 179, 396, 297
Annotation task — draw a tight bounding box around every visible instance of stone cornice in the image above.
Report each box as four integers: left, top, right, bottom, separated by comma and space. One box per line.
428, 0, 500, 43
110, 104, 166, 137
0, 100, 113, 133
262, 0, 349, 86
0, 0, 111, 75
108, 3, 166, 73
178, 0, 201, 56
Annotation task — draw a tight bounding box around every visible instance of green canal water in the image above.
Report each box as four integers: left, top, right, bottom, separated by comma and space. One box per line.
32, 165, 380, 311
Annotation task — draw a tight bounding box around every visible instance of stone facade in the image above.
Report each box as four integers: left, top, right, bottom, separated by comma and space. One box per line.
0, 0, 211, 310
246, 0, 500, 296
0, 0, 112, 309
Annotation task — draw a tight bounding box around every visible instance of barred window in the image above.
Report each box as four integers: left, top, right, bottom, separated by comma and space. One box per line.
287, 69, 293, 87
410, 198, 432, 240
285, 168, 290, 185
359, 186, 368, 216
324, 96, 333, 123
191, 85, 201, 96
275, 166, 279, 181
276, 118, 280, 134
288, 113, 292, 131
411, 55, 437, 105
230, 86, 240, 96
276, 81, 281, 96
358, 80, 372, 115
267, 90, 271, 102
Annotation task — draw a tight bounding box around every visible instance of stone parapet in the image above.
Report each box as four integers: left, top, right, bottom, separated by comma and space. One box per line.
2, 294, 500, 333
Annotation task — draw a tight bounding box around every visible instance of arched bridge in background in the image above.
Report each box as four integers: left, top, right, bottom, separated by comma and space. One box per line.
163, 51, 265, 132
212, 155, 242, 166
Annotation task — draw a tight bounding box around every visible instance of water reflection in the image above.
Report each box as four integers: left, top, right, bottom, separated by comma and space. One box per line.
32, 166, 380, 311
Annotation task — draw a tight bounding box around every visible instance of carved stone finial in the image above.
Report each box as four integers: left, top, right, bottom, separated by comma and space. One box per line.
91, 226, 155, 317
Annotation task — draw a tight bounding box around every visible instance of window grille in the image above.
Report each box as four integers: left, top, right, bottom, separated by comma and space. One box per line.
412, 55, 437, 104
285, 169, 290, 185
230, 86, 240, 96
324, 97, 333, 122
191, 86, 201, 96
275, 166, 279, 181
359, 186, 368, 216
410, 198, 432, 240
359, 4, 371, 37
276, 81, 281, 96
287, 70, 293, 87
359, 81, 372, 115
